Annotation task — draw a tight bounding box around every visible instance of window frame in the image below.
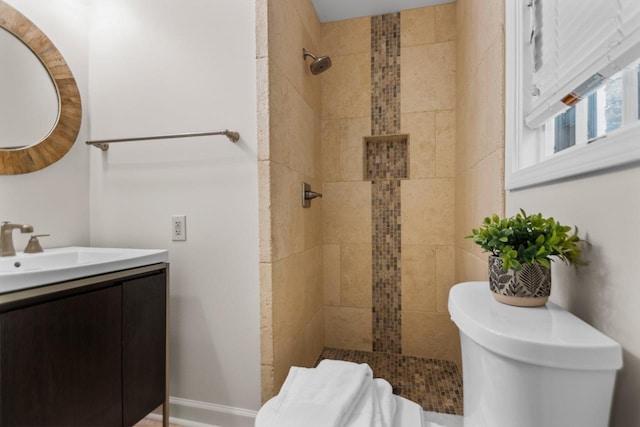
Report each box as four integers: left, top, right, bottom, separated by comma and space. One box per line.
505, 0, 640, 191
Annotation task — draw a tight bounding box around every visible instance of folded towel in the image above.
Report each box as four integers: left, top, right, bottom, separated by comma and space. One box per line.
257, 360, 399, 427
343, 377, 396, 427
266, 360, 373, 427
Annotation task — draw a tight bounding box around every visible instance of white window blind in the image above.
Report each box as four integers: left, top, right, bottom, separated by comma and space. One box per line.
525, 0, 640, 129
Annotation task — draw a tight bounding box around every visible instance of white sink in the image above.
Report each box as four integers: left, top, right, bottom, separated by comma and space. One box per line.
0, 246, 168, 294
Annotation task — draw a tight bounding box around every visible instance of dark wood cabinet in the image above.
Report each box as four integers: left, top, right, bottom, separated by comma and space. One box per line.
0, 265, 168, 427
123, 273, 167, 426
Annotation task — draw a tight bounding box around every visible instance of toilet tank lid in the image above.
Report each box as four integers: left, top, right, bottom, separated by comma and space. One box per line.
448, 282, 623, 371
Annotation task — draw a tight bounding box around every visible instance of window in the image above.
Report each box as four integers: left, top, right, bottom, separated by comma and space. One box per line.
505, 0, 640, 190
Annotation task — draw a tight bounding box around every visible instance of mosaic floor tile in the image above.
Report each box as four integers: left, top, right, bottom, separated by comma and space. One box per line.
318, 347, 463, 415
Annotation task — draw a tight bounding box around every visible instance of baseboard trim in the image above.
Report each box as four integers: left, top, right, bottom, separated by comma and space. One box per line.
148, 396, 257, 427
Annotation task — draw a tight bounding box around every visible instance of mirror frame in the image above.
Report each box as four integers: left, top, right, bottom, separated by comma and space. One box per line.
0, 1, 81, 175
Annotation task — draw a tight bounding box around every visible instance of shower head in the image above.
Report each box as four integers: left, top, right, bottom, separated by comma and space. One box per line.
303, 48, 332, 75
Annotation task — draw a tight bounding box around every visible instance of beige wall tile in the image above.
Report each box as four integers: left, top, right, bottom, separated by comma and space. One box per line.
271, 246, 324, 393
435, 110, 456, 178
341, 244, 373, 308
324, 244, 341, 305
455, 169, 484, 256
340, 117, 369, 181
269, 62, 321, 177
435, 3, 456, 42
268, 0, 304, 95
303, 177, 324, 250
402, 112, 436, 179
273, 328, 307, 393
288, 92, 320, 177
402, 179, 455, 246
261, 364, 275, 402
272, 255, 306, 346
456, 159, 504, 259
304, 308, 324, 366
270, 163, 304, 261
324, 306, 372, 351
272, 247, 322, 346
455, 247, 489, 284
401, 42, 456, 113
260, 263, 274, 365
455, 0, 504, 294
402, 311, 461, 362
401, 7, 436, 47
338, 17, 371, 55
472, 151, 504, 233
321, 53, 371, 120
268, 67, 292, 166
296, 0, 322, 49
402, 245, 437, 312
322, 21, 341, 56
323, 181, 372, 244
302, 246, 324, 326
436, 246, 456, 312
322, 17, 370, 56
258, 160, 272, 263
268, 0, 321, 110
322, 119, 340, 182
480, 38, 505, 155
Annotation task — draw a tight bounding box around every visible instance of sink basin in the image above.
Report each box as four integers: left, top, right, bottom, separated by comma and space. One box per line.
0, 246, 168, 294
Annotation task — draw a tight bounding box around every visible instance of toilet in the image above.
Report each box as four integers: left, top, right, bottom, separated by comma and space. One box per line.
449, 281, 622, 427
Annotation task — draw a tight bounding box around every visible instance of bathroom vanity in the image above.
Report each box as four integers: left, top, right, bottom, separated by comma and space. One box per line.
0, 248, 169, 426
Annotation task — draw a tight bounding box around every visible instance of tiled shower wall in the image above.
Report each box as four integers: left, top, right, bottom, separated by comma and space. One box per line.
454, 0, 506, 283
258, 0, 325, 401
321, 4, 460, 361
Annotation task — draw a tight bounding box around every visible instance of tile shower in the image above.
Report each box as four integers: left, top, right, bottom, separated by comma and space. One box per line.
259, 0, 463, 415
321, 8, 460, 414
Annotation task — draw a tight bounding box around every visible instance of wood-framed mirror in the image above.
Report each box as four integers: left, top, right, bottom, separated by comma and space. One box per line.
0, 1, 81, 175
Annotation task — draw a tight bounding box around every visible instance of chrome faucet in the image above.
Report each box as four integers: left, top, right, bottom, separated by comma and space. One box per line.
0, 222, 34, 256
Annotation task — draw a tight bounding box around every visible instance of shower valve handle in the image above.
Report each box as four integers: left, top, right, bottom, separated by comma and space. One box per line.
302, 182, 322, 208
304, 190, 323, 200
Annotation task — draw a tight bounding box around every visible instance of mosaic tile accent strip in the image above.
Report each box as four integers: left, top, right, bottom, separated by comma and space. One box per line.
369, 13, 405, 354
365, 137, 408, 354
318, 347, 464, 415
371, 13, 401, 136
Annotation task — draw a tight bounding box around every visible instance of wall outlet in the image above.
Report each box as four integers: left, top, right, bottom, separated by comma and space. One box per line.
171, 215, 187, 241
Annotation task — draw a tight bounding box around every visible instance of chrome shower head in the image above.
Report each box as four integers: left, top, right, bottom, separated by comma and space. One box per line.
303, 48, 332, 75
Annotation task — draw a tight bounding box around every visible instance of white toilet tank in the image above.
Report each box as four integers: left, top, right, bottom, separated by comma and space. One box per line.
449, 281, 622, 427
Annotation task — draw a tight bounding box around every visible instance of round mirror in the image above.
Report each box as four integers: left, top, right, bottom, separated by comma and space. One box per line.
0, 1, 81, 174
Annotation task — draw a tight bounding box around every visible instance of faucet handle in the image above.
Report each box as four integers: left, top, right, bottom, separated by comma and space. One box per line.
24, 234, 49, 254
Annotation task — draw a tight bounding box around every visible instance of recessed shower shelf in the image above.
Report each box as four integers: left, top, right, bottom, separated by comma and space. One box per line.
85, 129, 240, 151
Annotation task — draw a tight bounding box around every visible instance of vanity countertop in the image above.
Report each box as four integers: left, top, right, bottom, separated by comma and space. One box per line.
0, 246, 168, 294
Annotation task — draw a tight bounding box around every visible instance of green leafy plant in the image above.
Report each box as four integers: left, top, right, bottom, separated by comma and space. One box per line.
467, 210, 584, 271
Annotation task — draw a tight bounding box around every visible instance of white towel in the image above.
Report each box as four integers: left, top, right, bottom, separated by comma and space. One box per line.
343, 377, 396, 427
266, 360, 373, 427
258, 360, 398, 427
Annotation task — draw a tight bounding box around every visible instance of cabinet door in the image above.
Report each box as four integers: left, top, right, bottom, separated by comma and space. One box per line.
123, 271, 166, 426
0, 285, 123, 426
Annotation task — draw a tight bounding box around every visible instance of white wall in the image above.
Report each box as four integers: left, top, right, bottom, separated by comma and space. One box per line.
0, 0, 90, 250
88, 0, 260, 424
507, 165, 640, 426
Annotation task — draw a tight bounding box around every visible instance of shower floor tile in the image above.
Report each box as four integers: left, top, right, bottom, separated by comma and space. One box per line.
317, 347, 463, 416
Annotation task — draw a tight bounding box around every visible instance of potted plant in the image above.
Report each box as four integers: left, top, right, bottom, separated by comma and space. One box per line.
467, 210, 584, 307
